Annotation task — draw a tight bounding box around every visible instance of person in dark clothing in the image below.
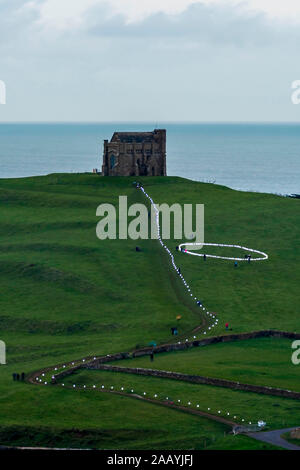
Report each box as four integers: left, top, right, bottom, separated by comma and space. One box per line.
203, 254, 207, 261
248, 255, 251, 263
16, 373, 20, 381
21, 372, 25, 381
150, 352, 154, 362
12, 373, 17, 381
176, 246, 179, 251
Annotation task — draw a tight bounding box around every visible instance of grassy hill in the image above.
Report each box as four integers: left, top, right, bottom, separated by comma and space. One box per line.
0, 173, 298, 449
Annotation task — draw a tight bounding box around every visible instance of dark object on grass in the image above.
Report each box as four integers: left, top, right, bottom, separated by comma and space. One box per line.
171, 327, 178, 336
136, 246, 141, 252
150, 352, 154, 362
176, 246, 179, 251
203, 254, 206, 261
12, 373, 17, 381
21, 372, 25, 381
16, 373, 20, 381
234, 261, 238, 268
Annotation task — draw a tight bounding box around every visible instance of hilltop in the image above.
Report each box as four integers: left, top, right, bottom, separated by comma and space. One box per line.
0, 173, 299, 450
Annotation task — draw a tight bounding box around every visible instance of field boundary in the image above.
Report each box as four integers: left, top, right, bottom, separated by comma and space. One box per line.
42, 329, 300, 401
84, 363, 300, 400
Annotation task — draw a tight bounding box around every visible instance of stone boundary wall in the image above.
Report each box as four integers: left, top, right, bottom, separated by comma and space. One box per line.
131, 330, 300, 358
85, 330, 300, 366
52, 352, 130, 383
52, 330, 299, 385
86, 363, 300, 400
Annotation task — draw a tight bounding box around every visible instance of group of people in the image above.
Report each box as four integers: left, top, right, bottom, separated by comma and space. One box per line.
176, 245, 252, 267
12, 372, 25, 381
235, 255, 251, 267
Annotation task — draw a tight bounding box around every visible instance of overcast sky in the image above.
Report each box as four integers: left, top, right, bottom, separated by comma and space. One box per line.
1, 0, 300, 122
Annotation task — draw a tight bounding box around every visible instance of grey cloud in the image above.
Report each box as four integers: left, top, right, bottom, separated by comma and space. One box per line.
0, 0, 39, 44
0, 0, 299, 122
83, 2, 296, 48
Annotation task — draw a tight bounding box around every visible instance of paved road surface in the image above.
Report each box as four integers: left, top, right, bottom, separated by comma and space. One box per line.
248, 427, 300, 450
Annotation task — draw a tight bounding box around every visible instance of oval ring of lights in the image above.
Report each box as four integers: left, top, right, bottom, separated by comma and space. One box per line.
178, 243, 268, 262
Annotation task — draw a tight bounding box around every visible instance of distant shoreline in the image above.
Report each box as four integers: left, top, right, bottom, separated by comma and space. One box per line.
0, 172, 298, 199
0, 123, 299, 195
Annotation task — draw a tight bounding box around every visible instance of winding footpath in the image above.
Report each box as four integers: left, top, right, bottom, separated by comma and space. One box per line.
26, 184, 300, 450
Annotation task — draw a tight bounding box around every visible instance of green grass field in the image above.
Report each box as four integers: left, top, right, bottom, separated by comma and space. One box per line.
112, 337, 299, 391
0, 173, 299, 449
56, 368, 300, 430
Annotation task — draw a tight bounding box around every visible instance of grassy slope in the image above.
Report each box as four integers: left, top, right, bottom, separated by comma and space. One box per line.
58, 368, 300, 430
0, 173, 299, 449
148, 179, 299, 334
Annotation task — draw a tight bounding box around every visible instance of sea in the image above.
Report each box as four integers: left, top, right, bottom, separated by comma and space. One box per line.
0, 122, 299, 195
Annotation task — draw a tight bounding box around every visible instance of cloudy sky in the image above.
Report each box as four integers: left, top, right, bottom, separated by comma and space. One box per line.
1, 0, 300, 121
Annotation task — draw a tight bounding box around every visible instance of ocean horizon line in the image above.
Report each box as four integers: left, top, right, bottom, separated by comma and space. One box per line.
1, 121, 300, 125
1, 122, 299, 195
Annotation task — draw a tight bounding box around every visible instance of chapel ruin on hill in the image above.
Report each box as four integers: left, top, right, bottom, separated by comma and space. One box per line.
102, 129, 167, 176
